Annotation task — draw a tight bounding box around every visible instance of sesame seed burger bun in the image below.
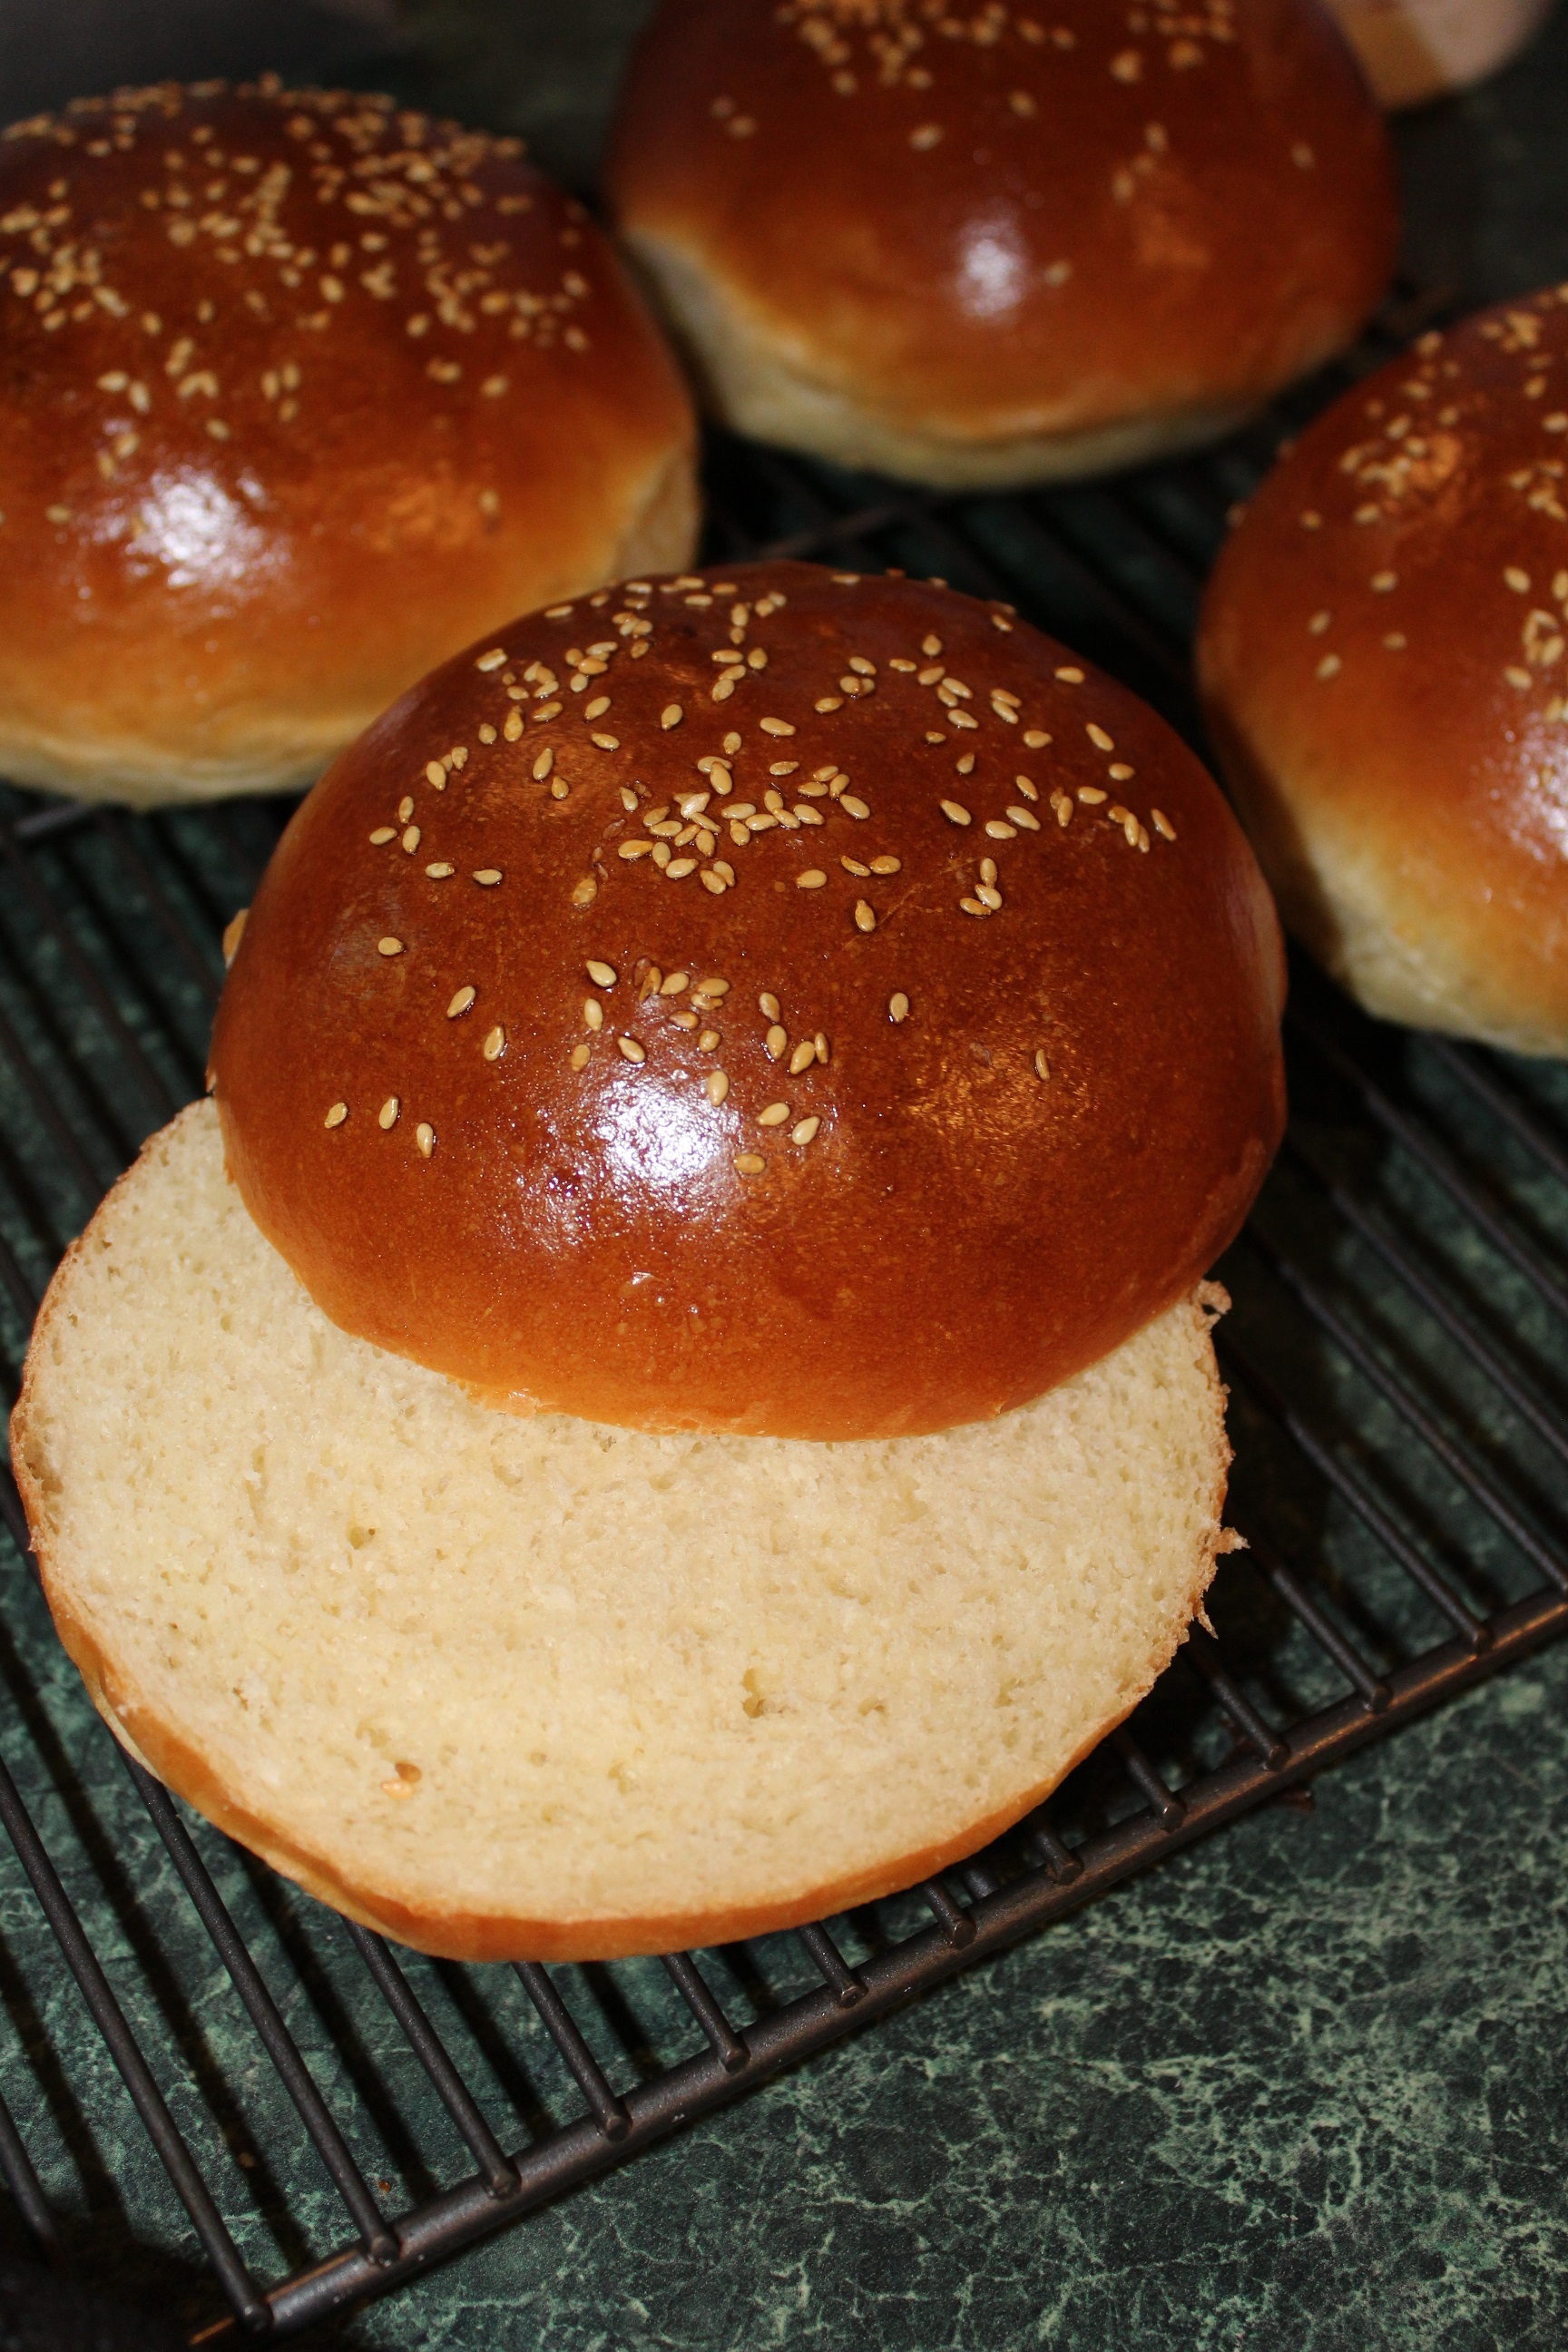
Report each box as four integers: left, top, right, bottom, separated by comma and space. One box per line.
1321, 0, 1555, 108
1197, 288, 1568, 1056
603, 0, 1398, 490
210, 559, 1287, 1441
0, 80, 698, 808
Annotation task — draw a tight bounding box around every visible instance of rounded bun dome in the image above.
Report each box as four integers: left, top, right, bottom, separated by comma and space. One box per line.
210, 561, 1287, 1440
603, 0, 1398, 489
0, 79, 698, 806
1199, 285, 1568, 1056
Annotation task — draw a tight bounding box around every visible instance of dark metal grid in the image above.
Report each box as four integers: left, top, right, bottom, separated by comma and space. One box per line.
0, 306, 1563, 2340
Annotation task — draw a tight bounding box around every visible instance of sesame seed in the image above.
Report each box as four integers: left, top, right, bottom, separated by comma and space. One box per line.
759, 1102, 789, 1127
842, 857, 870, 877
535, 702, 564, 722
617, 1037, 645, 1063
789, 1040, 816, 1075
399, 798, 415, 822
476, 648, 506, 671
660, 703, 684, 730
1034, 1050, 1050, 1082
980, 858, 998, 887
766, 1024, 788, 1060
870, 856, 900, 875
706, 1070, 730, 1104
1086, 724, 1115, 751
1023, 730, 1050, 750
815, 1033, 829, 1063
839, 794, 870, 819
425, 761, 446, 788
1308, 612, 1332, 637
572, 876, 600, 906
1007, 807, 1040, 831
545, 605, 573, 619
592, 732, 621, 750
985, 820, 1016, 840
416, 1122, 435, 1158
1108, 763, 1135, 782
378, 1096, 399, 1130
587, 960, 617, 987
473, 869, 503, 886
584, 998, 603, 1030
1505, 566, 1532, 593
402, 827, 420, 854
426, 863, 455, 879
854, 899, 876, 932
959, 897, 988, 917
889, 993, 909, 1023
1055, 668, 1084, 684
584, 697, 612, 721
733, 1153, 765, 1175
661, 971, 691, 996
760, 718, 796, 737
369, 827, 396, 845
699, 1029, 720, 1051
377, 936, 404, 957
1077, 787, 1106, 806
1014, 776, 1039, 801
665, 858, 698, 879
447, 985, 475, 1019
760, 993, 781, 1019
1316, 654, 1342, 681
792, 1116, 820, 1147
324, 1101, 348, 1129
956, 754, 975, 776
533, 748, 554, 780
699, 977, 731, 997
570, 1042, 590, 1071
1505, 666, 1533, 690
1371, 572, 1398, 593
940, 800, 972, 826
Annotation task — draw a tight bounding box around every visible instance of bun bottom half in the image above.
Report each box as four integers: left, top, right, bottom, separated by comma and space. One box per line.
13, 1102, 1232, 1964
625, 232, 1257, 492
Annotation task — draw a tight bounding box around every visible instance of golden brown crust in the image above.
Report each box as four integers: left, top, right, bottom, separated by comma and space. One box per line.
0, 80, 697, 803
1198, 286, 1568, 1054
603, 0, 1397, 480
209, 559, 1286, 1440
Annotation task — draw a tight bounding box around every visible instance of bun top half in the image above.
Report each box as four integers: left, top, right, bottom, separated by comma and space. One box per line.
605, 0, 1397, 475
0, 79, 696, 802
1199, 285, 1568, 1053
211, 561, 1286, 1440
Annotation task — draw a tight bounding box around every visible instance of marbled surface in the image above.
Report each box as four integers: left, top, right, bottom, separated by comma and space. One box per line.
323, 1649, 1568, 2352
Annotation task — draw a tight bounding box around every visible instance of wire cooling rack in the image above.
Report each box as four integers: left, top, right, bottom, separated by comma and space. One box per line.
0, 301, 1563, 2343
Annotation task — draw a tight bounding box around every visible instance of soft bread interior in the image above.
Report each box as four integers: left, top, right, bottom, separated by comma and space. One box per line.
13, 1102, 1232, 1961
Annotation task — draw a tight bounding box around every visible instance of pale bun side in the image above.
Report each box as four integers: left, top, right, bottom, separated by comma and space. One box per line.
0, 80, 698, 806
15, 1102, 1233, 1965
210, 559, 1287, 1443
1322, 0, 1555, 107
1198, 286, 1568, 1056
604, 0, 1397, 488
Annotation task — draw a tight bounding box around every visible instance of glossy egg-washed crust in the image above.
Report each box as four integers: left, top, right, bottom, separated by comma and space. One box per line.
0, 80, 697, 804
603, 0, 1396, 474
1199, 286, 1568, 1054
210, 561, 1286, 1440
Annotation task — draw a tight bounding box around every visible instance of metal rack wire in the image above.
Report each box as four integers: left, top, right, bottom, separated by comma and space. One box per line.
0, 304, 1564, 2341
